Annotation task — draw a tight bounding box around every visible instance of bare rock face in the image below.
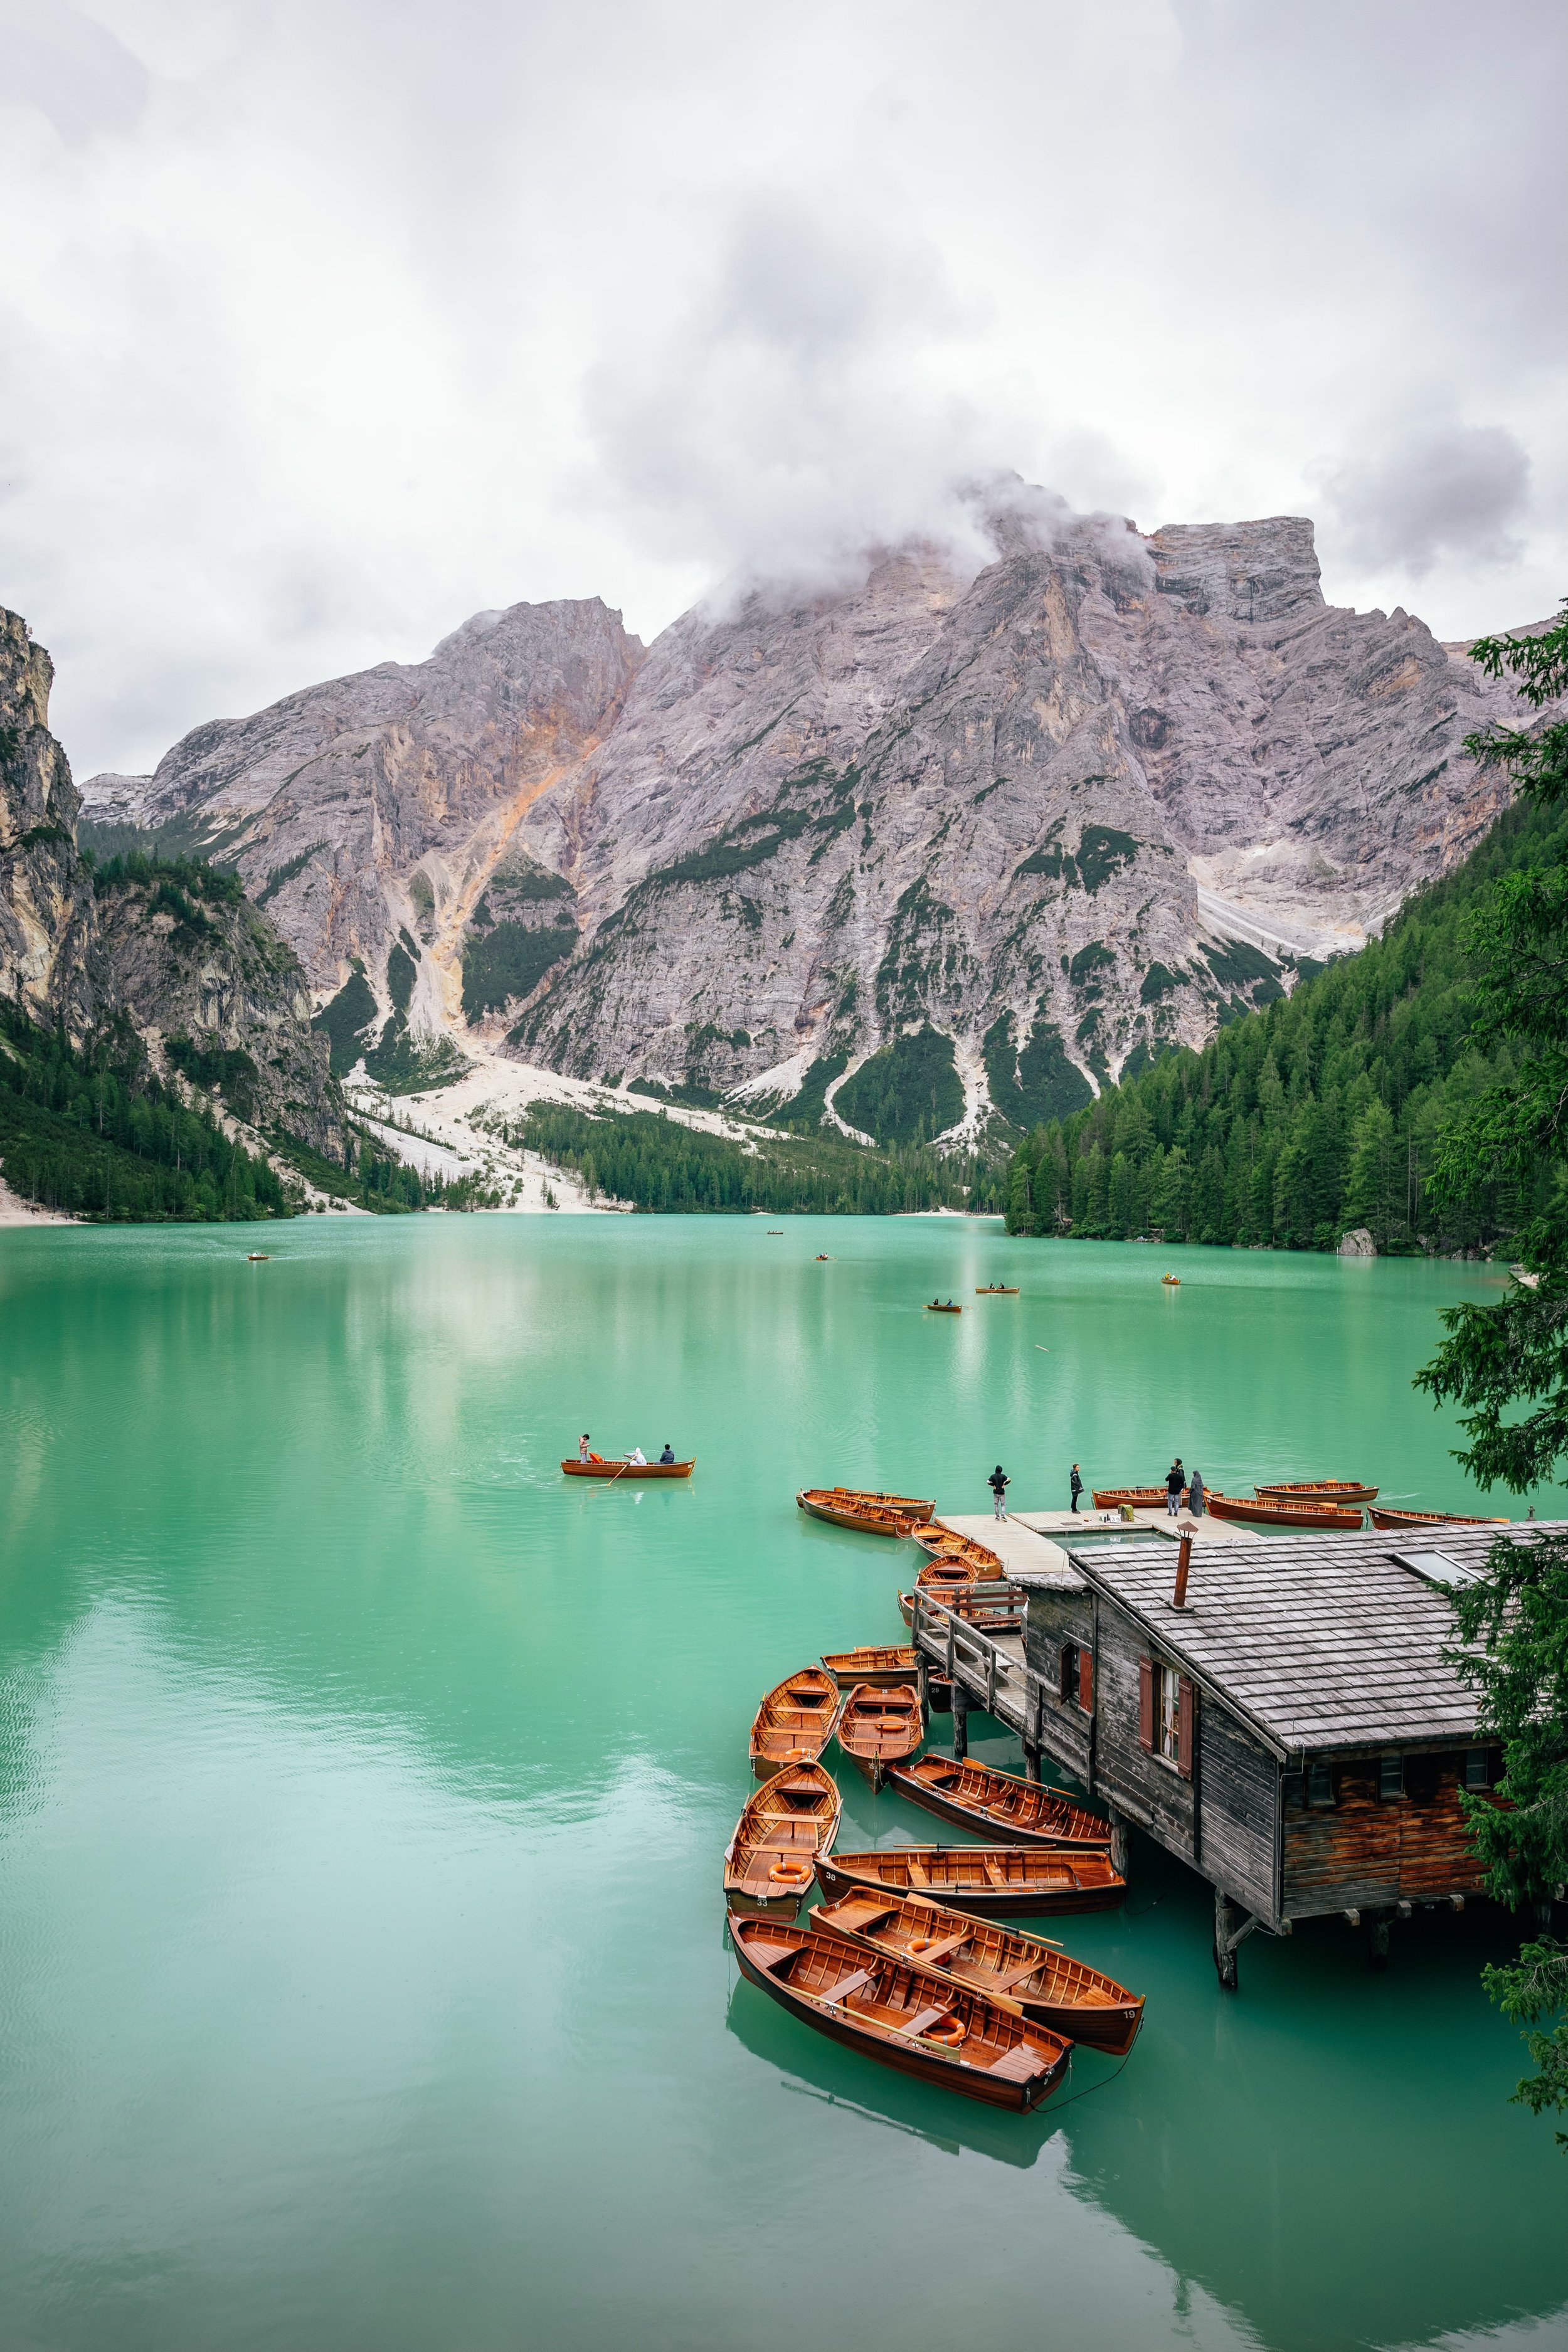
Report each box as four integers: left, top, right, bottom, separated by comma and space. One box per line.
509, 513, 1528, 1131
93, 873, 343, 1155
1, 605, 341, 1158
81, 601, 644, 1033
0, 607, 103, 1039
80, 507, 1541, 1142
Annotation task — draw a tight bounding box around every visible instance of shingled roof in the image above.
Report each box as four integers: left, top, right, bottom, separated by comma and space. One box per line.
1044, 1522, 1563, 1756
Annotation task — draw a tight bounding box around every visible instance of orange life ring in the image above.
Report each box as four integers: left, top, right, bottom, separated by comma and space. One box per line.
768, 1858, 811, 1885
924, 2012, 965, 2044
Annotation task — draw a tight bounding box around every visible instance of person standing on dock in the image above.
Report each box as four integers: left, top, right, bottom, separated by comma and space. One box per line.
1188, 1467, 1205, 1517
1069, 1463, 1083, 1513
1166, 1458, 1185, 1517
988, 1463, 1011, 1520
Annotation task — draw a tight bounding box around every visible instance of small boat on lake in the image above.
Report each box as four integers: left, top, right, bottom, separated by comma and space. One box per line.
1162, 1273, 1180, 1286
975, 1285, 1019, 1296
834, 1683, 923, 1791
246, 1253, 269, 1261
562, 1455, 696, 1479
723, 1762, 842, 1918
1368, 1505, 1510, 1531
797, 1486, 935, 1536
1256, 1479, 1379, 1506
750, 1668, 843, 1778
911, 1527, 1003, 1572
727, 1912, 1072, 2109
1091, 1485, 1167, 1510
889, 1754, 1111, 1850
815, 1845, 1126, 1918
924, 1301, 962, 1313
1206, 1491, 1362, 1530
821, 1645, 919, 1688
810, 1888, 1145, 2053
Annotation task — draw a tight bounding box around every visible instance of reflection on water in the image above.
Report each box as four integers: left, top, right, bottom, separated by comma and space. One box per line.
0, 1216, 1565, 2352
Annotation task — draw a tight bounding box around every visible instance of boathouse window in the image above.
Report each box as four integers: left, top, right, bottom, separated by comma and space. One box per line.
1308, 1761, 1335, 1806
1138, 1658, 1194, 1777
1465, 1748, 1495, 1791
1380, 1753, 1405, 1800
1059, 1643, 1093, 1712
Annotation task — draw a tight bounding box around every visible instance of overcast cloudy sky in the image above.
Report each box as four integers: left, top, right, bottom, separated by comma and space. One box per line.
2, 0, 1564, 775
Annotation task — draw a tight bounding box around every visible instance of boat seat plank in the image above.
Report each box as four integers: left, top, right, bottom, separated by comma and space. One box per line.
985, 1957, 1048, 1993
818, 1968, 876, 2005
988, 2045, 1046, 2081
904, 2005, 956, 2037
909, 1929, 973, 1963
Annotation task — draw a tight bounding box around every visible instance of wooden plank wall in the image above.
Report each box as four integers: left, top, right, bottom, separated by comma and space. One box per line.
1020, 1591, 1096, 1782
1092, 1601, 1196, 1855
1283, 1755, 1488, 1914
1197, 1703, 1279, 1920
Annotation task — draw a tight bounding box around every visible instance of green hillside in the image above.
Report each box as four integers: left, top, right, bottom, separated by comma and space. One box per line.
1004, 798, 1564, 1255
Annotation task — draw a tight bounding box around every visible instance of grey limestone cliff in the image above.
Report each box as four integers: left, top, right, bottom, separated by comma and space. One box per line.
0, 607, 104, 1040
80, 505, 1539, 1143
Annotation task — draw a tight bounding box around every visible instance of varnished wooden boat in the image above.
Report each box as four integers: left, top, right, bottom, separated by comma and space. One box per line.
1368, 1505, 1510, 1531
821, 1645, 919, 1688
750, 1668, 842, 1779
562, 1455, 696, 1478
925, 1301, 962, 1313
246, 1253, 270, 1261
812, 1888, 1145, 2053
889, 1754, 1111, 1850
797, 1486, 935, 1536
723, 1763, 842, 1918
727, 1911, 1072, 2109
911, 1528, 1004, 1572
1162, 1273, 1180, 1286
1206, 1490, 1362, 1530
1255, 1479, 1379, 1505
816, 1844, 1125, 1918
1091, 1486, 1166, 1510
834, 1684, 923, 1791
975, 1285, 1019, 1295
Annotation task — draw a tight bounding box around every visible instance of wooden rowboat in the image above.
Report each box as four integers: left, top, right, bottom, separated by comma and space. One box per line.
911, 1528, 1004, 1571
925, 1302, 962, 1313
750, 1668, 843, 1779
1205, 1491, 1363, 1530
723, 1763, 842, 1918
797, 1486, 935, 1536
1368, 1505, 1510, 1531
562, 1456, 696, 1478
1091, 1486, 1167, 1510
1255, 1479, 1379, 1505
816, 1845, 1126, 1919
811, 1888, 1145, 2053
727, 1912, 1072, 2110
975, 1285, 1019, 1295
889, 1754, 1111, 1850
835, 1684, 923, 1791
820, 1646, 919, 1689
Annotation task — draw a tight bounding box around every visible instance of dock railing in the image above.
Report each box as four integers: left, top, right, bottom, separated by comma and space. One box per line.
909, 1581, 1050, 1749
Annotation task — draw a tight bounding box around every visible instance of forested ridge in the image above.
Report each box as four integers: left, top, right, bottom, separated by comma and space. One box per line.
515, 1101, 1004, 1216
1004, 797, 1564, 1255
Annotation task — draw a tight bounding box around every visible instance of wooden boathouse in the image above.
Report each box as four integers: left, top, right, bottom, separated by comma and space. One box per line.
908, 1519, 1554, 1985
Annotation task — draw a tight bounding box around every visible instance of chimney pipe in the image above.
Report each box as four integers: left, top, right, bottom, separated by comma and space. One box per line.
1173, 1530, 1192, 1608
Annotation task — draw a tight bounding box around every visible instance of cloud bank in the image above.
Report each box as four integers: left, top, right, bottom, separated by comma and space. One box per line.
0, 0, 1562, 771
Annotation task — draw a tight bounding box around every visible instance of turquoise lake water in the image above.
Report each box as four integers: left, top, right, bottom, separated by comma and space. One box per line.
1, 1214, 1564, 2352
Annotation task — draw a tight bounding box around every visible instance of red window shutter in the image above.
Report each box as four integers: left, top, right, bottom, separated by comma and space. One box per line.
1177, 1673, 1195, 1779
1138, 1656, 1153, 1751
1079, 1648, 1094, 1712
